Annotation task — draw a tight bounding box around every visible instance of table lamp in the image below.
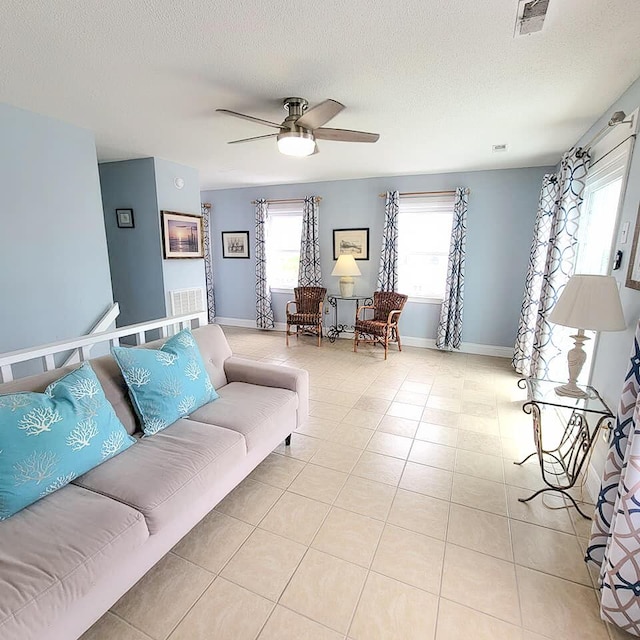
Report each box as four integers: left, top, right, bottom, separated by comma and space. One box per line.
331, 254, 361, 297
548, 274, 626, 398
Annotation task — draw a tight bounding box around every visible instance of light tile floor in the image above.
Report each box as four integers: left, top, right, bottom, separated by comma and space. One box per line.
81, 327, 631, 640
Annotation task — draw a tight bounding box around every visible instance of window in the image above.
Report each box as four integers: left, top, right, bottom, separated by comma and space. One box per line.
397, 194, 455, 300
265, 203, 303, 290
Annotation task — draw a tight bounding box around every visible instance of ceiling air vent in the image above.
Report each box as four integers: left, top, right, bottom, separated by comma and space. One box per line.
514, 0, 550, 37
492, 144, 508, 153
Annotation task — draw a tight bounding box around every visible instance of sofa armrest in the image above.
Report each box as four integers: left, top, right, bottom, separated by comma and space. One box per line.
223, 356, 309, 429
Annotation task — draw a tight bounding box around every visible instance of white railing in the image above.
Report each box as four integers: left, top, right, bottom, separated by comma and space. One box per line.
0, 312, 208, 383
62, 302, 121, 367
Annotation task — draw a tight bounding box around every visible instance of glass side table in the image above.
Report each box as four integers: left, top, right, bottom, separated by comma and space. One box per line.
516, 377, 614, 519
326, 294, 373, 342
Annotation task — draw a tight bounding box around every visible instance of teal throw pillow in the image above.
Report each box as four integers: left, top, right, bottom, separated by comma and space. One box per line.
112, 328, 218, 436
0, 363, 135, 520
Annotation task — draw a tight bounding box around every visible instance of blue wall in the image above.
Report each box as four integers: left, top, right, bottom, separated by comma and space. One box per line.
0, 103, 114, 355
98, 157, 206, 325
202, 166, 553, 348
99, 158, 166, 327
154, 158, 206, 305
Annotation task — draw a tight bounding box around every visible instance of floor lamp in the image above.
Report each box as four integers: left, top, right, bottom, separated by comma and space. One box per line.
549, 274, 626, 398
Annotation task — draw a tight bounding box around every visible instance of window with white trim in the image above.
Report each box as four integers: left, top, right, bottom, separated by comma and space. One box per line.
397, 194, 455, 300
265, 202, 303, 290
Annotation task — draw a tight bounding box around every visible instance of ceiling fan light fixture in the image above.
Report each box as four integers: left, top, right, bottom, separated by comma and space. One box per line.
277, 130, 315, 157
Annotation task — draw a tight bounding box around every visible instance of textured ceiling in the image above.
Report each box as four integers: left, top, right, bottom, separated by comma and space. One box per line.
1, 0, 639, 189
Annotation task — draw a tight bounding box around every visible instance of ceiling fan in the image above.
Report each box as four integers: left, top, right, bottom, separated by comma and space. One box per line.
216, 98, 380, 157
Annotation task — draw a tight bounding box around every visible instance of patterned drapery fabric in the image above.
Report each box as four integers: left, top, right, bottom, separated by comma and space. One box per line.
298, 196, 323, 286
513, 148, 590, 378
512, 175, 560, 374
201, 203, 215, 323
255, 199, 275, 329
587, 320, 640, 636
436, 187, 468, 351
377, 191, 399, 292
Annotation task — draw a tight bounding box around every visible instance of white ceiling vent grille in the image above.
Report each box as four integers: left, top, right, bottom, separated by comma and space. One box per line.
492, 144, 508, 152
515, 0, 550, 37
170, 287, 205, 316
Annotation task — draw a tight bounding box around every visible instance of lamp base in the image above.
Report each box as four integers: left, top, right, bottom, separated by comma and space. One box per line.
554, 382, 589, 399
554, 330, 590, 399
339, 277, 355, 297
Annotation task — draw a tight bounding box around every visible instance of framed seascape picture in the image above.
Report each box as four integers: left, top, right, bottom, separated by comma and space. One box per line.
222, 231, 250, 259
333, 228, 369, 260
116, 208, 134, 228
626, 204, 640, 290
161, 211, 204, 259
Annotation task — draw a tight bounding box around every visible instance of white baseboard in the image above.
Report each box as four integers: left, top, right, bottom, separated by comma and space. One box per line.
214, 316, 513, 359
214, 316, 288, 332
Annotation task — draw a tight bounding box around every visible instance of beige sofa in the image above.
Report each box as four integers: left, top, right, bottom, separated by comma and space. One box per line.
0, 324, 308, 640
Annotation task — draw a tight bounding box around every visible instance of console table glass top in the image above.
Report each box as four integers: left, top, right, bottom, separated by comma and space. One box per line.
523, 377, 612, 415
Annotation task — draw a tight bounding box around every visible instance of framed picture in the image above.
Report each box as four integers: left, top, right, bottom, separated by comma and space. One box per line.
333, 228, 369, 260
161, 211, 204, 259
626, 204, 640, 290
116, 208, 134, 228
222, 231, 250, 259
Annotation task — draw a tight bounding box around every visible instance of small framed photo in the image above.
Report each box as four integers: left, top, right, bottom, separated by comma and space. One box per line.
161, 211, 204, 259
222, 231, 250, 259
333, 228, 369, 260
116, 208, 134, 228
626, 204, 640, 290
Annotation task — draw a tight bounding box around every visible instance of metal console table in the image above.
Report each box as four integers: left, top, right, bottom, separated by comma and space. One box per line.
326, 294, 373, 343
516, 377, 614, 519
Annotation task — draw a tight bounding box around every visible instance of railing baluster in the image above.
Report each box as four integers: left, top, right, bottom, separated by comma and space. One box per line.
43, 355, 56, 371
110, 338, 120, 348
136, 332, 146, 345
0, 365, 14, 383
79, 346, 90, 362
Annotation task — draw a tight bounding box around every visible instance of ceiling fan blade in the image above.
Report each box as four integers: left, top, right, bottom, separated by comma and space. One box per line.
314, 128, 380, 143
296, 99, 345, 130
227, 133, 279, 144
216, 109, 282, 129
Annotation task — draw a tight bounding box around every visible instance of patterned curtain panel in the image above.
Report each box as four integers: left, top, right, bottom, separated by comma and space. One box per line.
255, 199, 275, 329
586, 320, 640, 636
201, 203, 215, 324
377, 191, 399, 292
436, 188, 468, 351
298, 196, 323, 286
529, 147, 590, 379
512, 175, 560, 375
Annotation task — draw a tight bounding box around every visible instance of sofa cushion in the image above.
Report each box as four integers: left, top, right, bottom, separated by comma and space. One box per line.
0, 484, 148, 640
189, 382, 298, 452
112, 329, 219, 436
0, 363, 135, 520
73, 419, 246, 534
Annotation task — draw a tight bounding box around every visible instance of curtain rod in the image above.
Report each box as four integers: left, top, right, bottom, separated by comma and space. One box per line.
378, 189, 469, 198
584, 111, 635, 150
250, 197, 322, 205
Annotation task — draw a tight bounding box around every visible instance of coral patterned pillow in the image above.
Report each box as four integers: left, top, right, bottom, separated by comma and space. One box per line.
111, 328, 218, 436
0, 363, 134, 520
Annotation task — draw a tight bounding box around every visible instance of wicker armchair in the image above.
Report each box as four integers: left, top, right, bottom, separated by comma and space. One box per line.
354, 291, 408, 360
286, 286, 327, 347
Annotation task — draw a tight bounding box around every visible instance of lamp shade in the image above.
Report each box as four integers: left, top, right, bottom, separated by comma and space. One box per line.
331, 254, 362, 277
549, 274, 626, 331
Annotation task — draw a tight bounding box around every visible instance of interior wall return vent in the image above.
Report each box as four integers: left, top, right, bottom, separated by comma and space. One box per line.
514, 0, 550, 37
170, 287, 205, 316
